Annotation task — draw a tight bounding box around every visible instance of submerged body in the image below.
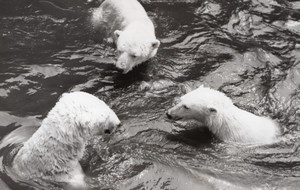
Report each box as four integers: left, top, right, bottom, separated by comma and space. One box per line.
91, 0, 160, 73
167, 86, 280, 145
1, 92, 121, 189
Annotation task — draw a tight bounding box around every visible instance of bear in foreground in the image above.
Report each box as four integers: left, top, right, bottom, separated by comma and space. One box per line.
91, 0, 160, 73
166, 86, 280, 145
0, 92, 121, 189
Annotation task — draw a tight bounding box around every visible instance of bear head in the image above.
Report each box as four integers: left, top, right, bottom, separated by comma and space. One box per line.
166, 86, 234, 125
114, 29, 160, 73
59, 91, 121, 136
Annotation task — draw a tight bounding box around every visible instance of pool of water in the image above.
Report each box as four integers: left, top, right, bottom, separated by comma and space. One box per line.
0, 0, 300, 189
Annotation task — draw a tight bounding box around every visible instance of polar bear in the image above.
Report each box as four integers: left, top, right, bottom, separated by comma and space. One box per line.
0, 91, 121, 189
91, 0, 160, 73
166, 86, 280, 145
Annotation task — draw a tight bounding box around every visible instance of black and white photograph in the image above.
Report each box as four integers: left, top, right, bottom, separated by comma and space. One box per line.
0, 0, 300, 189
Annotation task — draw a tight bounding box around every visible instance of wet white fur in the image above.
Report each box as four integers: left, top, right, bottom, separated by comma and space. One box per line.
167, 86, 280, 145
91, 0, 160, 73
9, 92, 120, 188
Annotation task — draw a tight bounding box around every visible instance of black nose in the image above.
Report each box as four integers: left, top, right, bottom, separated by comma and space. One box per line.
117, 123, 122, 128
104, 129, 111, 134
116, 67, 124, 73
166, 112, 172, 119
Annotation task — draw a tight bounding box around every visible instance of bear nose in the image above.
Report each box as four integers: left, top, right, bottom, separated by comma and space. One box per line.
104, 129, 111, 134
117, 123, 122, 128
166, 112, 172, 119
116, 67, 124, 73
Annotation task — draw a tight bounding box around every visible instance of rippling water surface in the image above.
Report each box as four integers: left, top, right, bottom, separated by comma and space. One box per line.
1, 0, 300, 189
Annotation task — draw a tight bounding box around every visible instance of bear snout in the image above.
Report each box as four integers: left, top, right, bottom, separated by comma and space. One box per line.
103, 121, 122, 135
166, 112, 173, 119
166, 109, 183, 121
115, 61, 132, 74
115, 66, 125, 73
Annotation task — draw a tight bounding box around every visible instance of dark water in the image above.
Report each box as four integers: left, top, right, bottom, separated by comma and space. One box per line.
0, 0, 300, 189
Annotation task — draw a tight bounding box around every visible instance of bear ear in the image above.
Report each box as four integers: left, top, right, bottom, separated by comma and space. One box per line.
197, 85, 205, 90
114, 30, 122, 39
179, 84, 193, 94
151, 40, 160, 48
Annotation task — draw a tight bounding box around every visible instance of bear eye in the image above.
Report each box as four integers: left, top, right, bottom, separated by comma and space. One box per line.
183, 105, 189, 109
209, 108, 217, 112
131, 54, 137, 58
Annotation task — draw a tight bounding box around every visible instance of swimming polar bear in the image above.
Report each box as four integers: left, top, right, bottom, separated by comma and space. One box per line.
166, 86, 280, 145
91, 0, 160, 73
0, 91, 121, 189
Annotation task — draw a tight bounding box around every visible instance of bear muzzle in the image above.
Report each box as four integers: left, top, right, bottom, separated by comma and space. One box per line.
115, 61, 132, 74
104, 122, 122, 134
166, 112, 172, 119
166, 111, 182, 121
